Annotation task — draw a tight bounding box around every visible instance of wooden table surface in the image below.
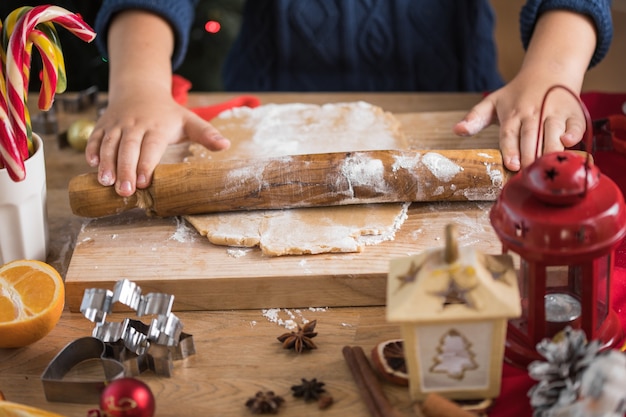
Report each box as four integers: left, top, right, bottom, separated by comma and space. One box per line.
0, 92, 503, 416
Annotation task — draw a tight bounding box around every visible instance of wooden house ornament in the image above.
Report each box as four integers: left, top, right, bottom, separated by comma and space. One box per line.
386, 224, 521, 401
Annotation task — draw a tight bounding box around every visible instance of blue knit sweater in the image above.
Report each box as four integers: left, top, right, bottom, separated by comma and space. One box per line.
95, 0, 612, 92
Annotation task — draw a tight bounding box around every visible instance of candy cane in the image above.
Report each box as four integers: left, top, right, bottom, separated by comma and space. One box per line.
0, 114, 24, 180
0, 19, 22, 178
36, 22, 67, 93
29, 29, 59, 111
5, 5, 95, 162
3, 9, 63, 157
0, 80, 24, 180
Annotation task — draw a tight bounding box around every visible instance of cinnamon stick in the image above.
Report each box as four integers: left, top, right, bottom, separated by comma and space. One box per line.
419, 393, 479, 417
342, 345, 383, 417
342, 345, 405, 417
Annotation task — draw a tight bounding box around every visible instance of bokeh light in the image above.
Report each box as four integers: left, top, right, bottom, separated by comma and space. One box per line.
204, 20, 221, 34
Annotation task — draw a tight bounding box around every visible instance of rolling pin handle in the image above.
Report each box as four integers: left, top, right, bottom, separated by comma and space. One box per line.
68, 173, 140, 217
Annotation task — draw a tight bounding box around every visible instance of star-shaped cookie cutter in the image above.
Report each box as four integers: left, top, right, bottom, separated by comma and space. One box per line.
79, 279, 195, 376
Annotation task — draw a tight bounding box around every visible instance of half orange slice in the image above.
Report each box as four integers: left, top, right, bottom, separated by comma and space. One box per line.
0, 260, 64, 348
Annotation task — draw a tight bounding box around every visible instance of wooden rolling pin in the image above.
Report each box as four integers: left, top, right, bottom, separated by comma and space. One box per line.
69, 149, 509, 218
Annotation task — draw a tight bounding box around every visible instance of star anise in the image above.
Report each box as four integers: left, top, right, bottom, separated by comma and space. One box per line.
277, 320, 318, 353
291, 378, 326, 401
245, 391, 284, 414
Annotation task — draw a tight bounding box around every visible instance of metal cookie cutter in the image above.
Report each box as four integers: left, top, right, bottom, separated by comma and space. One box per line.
41, 280, 196, 403
41, 337, 125, 404
82, 280, 181, 347
80, 279, 195, 375
80, 279, 195, 377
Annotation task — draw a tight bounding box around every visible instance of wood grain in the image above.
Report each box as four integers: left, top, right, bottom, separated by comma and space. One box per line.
64, 110, 503, 312
9, 93, 513, 416
64, 200, 501, 312
0, 307, 414, 417
68, 148, 506, 218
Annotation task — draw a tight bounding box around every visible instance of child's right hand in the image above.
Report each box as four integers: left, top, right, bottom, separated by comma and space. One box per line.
85, 86, 230, 197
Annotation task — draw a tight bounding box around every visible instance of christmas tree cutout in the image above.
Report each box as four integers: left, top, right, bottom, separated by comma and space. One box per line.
429, 329, 478, 380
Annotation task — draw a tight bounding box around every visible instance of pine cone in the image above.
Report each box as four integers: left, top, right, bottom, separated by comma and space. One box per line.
527, 327, 601, 416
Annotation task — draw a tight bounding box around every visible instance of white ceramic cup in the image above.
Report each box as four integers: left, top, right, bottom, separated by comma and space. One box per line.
0, 134, 49, 264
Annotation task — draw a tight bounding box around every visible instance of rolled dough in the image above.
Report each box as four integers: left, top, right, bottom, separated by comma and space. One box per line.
184, 101, 410, 256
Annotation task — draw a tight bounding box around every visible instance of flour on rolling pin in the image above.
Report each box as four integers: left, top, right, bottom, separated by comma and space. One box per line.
184, 102, 411, 256
394, 151, 503, 200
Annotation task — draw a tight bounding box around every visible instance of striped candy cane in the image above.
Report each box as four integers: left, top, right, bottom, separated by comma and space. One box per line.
0, 18, 24, 179
0, 76, 24, 180
29, 29, 59, 111
5, 5, 95, 165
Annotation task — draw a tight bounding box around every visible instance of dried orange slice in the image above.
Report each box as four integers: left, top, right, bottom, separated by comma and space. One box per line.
0, 260, 64, 348
370, 339, 409, 386
0, 399, 67, 417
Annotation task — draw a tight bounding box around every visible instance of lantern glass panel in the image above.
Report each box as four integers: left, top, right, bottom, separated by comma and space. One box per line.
546, 266, 571, 292
595, 254, 610, 329
545, 265, 582, 336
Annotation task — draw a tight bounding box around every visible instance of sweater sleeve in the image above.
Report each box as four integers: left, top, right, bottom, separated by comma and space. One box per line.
95, 0, 198, 69
519, 0, 612, 68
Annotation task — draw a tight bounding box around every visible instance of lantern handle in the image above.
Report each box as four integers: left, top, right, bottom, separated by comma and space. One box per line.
535, 84, 594, 194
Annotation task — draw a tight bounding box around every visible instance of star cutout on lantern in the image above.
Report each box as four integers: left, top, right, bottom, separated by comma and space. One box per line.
544, 167, 559, 181
431, 276, 477, 309
576, 226, 590, 243
397, 262, 422, 288
395, 252, 441, 293
515, 221, 529, 238
556, 154, 568, 163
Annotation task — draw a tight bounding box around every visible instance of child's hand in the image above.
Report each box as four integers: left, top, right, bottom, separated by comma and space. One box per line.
85, 88, 230, 197
454, 9, 595, 172
453, 75, 586, 172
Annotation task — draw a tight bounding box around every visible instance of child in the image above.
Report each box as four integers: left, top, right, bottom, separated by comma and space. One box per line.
89, 0, 611, 197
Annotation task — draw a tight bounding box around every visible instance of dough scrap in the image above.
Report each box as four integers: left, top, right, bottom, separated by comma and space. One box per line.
184, 101, 410, 256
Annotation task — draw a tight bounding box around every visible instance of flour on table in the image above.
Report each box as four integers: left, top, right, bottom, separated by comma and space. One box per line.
183, 101, 410, 256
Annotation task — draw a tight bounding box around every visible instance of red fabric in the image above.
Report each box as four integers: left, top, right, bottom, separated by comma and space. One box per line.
171, 74, 192, 106
171, 74, 261, 119
581, 92, 626, 120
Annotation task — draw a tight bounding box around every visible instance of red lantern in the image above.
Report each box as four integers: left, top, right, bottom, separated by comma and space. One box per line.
489, 86, 626, 367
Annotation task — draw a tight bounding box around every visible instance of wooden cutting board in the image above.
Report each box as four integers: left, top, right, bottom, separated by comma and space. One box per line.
64, 111, 503, 312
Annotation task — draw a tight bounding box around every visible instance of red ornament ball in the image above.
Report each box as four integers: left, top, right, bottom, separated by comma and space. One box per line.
100, 378, 156, 417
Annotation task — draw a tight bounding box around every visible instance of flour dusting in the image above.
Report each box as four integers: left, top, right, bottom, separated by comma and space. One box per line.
226, 248, 252, 258
340, 155, 388, 196
485, 162, 504, 187
223, 165, 262, 191
422, 152, 463, 182
169, 217, 197, 243
358, 202, 410, 246
392, 153, 421, 172
215, 101, 404, 157
262, 307, 328, 329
